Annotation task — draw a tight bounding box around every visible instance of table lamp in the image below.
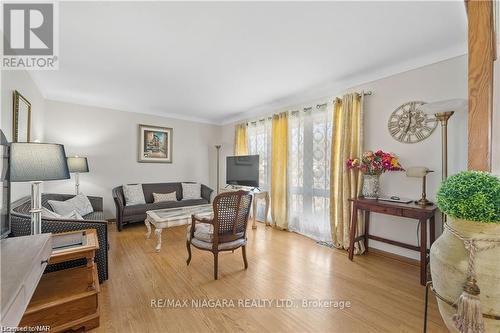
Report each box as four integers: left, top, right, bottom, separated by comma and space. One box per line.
406, 167, 434, 206
67, 156, 89, 194
10, 143, 70, 234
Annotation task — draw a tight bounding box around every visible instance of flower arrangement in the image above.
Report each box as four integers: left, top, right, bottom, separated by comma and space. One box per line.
346, 150, 404, 175
437, 171, 500, 223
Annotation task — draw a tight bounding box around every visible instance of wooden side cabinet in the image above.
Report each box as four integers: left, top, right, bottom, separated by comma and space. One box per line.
19, 229, 100, 332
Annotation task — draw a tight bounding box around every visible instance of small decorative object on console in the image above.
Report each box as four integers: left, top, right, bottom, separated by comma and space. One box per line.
346, 150, 404, 199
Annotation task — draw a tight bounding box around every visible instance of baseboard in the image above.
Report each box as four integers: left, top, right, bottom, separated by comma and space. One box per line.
368, 247, 419, 267
106, 219, 116, 224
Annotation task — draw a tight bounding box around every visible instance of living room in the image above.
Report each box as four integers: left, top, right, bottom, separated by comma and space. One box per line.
1, 1, 499, 333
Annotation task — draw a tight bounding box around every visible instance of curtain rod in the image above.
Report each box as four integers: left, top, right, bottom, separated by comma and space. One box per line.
247, 90, 373, 124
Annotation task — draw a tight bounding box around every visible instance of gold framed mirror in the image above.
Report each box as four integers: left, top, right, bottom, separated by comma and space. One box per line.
13, 90, 31, 143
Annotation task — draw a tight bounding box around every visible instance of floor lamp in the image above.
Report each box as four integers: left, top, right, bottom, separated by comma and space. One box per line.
215, 145, 221, 195
421, 99, 467, 228
10, 143, 70, 235
67, 156, 89, 194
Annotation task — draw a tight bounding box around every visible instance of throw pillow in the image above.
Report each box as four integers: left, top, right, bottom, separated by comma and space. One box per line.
182, 183, 202, 200
153, 192, 177, 203
48, 194, 94, 216
123, 184, 146, 206
41, 207, 84, 220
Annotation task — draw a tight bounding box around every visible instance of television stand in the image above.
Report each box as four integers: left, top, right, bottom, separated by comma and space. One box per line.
220, 187, 269, 229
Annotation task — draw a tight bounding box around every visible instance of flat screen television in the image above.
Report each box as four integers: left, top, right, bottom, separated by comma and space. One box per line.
226, 155, 259, 188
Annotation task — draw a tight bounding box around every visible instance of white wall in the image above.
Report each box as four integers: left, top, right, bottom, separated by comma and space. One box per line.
42, 101, 219, 217
1, 70, 46, 201
220, 55, 468, 260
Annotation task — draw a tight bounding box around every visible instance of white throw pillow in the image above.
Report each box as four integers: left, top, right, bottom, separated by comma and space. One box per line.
48, 194, 94, 216
153, 192, 177, 203
123, 184, 146, 206
41, 207, 84, 220
182, 183, 202, 200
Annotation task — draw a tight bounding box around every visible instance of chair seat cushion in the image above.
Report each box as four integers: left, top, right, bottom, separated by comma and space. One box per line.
187, 223, 246, 250
191, 237, 246, 251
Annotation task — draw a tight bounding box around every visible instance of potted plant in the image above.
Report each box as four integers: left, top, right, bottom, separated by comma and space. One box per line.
346, 150, 404, 199
430, 171, 500, 333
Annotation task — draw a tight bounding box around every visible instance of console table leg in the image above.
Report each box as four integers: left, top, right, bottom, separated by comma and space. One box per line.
364, 211, 370, 252
155, 228, 163, 252
429, 215, 436, 246
264, 192, 270, 226
419, 218, 427, 286
252, 196, 257, 229
348, 204, 358, 261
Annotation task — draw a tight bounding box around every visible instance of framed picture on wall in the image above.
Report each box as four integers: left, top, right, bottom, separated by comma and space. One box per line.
13, 90, 31, 143
138, 124, 173, 163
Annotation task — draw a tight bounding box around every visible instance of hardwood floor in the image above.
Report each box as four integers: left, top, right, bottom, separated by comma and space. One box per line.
93, 222, 447, 333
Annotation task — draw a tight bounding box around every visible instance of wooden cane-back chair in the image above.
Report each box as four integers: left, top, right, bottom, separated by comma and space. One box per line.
186, 190, 253, 279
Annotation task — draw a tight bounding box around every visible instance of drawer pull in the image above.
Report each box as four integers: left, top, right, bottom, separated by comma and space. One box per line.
41, 259, 49, 265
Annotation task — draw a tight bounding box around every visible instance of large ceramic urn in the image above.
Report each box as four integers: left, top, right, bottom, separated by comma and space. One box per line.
430, 218, 500, 332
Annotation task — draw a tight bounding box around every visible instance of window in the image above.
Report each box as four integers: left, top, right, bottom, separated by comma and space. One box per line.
247, 119, 272, 220
288, 104, 332, 241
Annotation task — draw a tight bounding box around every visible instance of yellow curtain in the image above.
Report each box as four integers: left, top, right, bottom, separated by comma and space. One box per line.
271, 112, 288, 230
330, 93, 365, 253
234, 123, 248, 155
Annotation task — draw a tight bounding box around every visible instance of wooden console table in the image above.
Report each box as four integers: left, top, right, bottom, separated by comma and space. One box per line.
347, 198, 438, 286
19, 229, 100, 332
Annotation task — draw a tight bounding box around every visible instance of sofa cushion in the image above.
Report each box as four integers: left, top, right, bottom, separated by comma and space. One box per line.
48, 194, 94, 216
153, 191, 177, 203
182, 183, 202, 200
41, 207, 84, 220
123, 184, 146, 206
83, 211, 105, 221
123, 199, 210, 217
142, 183, 182, 203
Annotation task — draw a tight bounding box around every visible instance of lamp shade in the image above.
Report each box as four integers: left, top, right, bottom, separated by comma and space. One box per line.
67, 156, 89, 173
10, 143, 70, 182
420, 99, 467, 114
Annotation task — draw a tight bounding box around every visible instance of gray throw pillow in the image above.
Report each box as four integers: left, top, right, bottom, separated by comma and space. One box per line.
48, 194, 94, 216
182, 183, 202, 200
123, 184, 146, 206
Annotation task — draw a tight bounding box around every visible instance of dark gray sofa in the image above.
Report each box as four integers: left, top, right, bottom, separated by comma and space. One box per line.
10, 194, 109, 283
112, 182, 213, 231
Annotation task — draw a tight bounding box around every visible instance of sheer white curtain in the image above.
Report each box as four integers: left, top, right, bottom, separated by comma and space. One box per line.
247, 119, 272, 220
288, 104, 333, 242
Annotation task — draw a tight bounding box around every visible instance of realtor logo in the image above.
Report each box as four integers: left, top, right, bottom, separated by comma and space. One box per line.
2, 2, 58, 69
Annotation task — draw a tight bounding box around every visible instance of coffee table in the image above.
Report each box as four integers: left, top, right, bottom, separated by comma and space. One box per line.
145, 204, 213, 252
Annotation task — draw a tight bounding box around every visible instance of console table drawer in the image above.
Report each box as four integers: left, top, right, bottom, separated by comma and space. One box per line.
360, 204, 402, 216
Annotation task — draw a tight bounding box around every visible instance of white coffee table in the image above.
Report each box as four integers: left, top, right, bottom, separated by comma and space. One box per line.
145, 204, 213, 252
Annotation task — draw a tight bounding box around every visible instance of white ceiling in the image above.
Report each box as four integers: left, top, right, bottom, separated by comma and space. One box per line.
31, 1, 467, 124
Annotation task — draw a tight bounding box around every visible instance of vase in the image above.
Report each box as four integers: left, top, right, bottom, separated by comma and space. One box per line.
362, 174, 380, 199
430, 218, 500, 332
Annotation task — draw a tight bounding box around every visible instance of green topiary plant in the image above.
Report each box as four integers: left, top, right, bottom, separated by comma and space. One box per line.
436, 171, 500, 223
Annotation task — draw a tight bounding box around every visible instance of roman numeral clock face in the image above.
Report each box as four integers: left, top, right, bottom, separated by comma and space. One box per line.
387, 101, 437, 143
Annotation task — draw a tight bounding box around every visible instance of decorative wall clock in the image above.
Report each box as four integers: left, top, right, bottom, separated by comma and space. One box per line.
387, 101, 438, 143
